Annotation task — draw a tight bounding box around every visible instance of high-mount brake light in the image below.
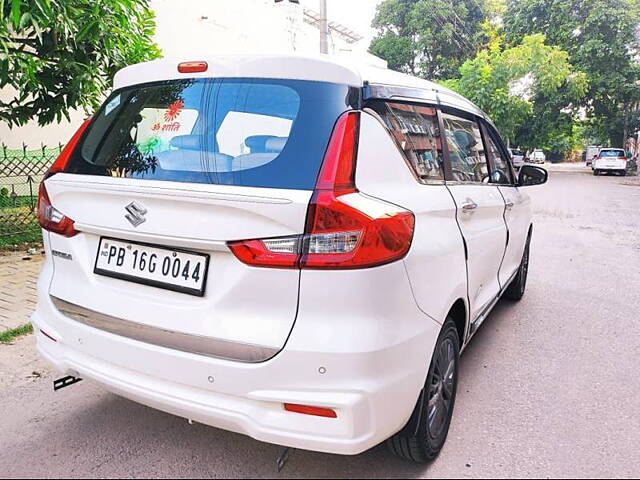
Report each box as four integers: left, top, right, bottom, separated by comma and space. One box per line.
36, 117, 91, 237
178, 62, 208, 73
228, 111, 415, 269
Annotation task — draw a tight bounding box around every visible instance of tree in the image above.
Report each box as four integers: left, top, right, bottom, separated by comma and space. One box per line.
504, 0, 640, 146
442, 34, 588, 152
0, 0, 161, 127
369, 0, 488, 80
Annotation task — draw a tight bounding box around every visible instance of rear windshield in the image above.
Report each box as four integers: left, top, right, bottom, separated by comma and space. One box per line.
67, 78, 357, 190
511, 149, 523, 156
599, 149, 625, 157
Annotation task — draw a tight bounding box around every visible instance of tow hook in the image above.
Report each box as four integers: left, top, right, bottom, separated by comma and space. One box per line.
53, 375, 82, 391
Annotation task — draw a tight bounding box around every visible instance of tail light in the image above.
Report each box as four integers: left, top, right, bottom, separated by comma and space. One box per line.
37, 183, 78, 237
228, 111, 415, 269
36, 118, 91, 237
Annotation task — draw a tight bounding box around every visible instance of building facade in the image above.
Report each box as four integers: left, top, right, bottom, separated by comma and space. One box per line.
0, 0, 383, 148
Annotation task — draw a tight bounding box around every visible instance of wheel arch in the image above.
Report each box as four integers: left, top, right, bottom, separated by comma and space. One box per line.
448, 298, 467, 346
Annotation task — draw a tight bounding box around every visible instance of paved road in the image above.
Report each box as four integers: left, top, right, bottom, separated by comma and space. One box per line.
1, 165, 639, 478
0, 251, 43, 332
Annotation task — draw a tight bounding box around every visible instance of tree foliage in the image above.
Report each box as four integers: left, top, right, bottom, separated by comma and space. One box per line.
369, 0, 488, 80
0, 0, 161, 127
442, 34, 588, 150
504, 0, 640, 146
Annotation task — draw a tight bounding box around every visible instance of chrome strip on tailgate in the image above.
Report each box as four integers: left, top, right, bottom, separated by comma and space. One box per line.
51, 296, 278, 363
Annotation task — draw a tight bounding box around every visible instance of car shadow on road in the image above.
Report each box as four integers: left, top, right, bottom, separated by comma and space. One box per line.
55, 392, 428, 478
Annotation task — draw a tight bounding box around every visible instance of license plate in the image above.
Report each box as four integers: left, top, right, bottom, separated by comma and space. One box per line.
94, 238, 210, 296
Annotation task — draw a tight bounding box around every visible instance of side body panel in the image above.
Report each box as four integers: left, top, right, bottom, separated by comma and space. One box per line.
498, 187, 531, 285
355, 112, 468, 331
446, 185, 506, 322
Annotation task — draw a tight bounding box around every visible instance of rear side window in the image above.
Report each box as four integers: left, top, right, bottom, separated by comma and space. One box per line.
441, 112, 488, 183
378, 102, 445, 182
68, 78, 355, 190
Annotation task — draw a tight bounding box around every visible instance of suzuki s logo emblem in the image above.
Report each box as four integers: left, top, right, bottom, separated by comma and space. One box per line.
124, 201, 147, 227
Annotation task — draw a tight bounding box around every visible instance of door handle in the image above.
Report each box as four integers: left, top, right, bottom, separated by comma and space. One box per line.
505, 201, 515, 210
461, 198, 478, 212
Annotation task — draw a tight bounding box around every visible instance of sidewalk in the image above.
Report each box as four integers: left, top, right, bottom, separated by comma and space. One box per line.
0, 251, 43, 332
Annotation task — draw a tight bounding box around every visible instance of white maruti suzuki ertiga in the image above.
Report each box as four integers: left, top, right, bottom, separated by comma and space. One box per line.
32, 55, 548, 463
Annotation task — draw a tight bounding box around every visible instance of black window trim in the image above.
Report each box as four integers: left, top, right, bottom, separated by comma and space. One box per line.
480, 121, 517, 186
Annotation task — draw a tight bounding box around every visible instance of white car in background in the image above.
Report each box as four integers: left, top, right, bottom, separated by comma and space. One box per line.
593, 148, 633, 176
529, 149, 546, 164
32, 55, 548, 463
586, 145, 602, 167
508, 148, 525, 169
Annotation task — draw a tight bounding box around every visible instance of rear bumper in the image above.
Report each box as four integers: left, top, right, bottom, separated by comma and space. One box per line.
593, 162, 627, 171
32, 257, 440, 455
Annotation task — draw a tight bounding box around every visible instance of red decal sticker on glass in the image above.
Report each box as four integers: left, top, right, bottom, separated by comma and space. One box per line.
164, 99, 184, 122
162, 122, 181, 132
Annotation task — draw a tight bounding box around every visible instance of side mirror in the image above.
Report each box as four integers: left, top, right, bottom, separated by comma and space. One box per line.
518, 165, 548, 186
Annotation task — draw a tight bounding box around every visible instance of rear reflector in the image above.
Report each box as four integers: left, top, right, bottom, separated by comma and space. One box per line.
178, 61, 208, 73
228, 111, 415, 269
284, 403, 337, 418
39, 328, 57, 342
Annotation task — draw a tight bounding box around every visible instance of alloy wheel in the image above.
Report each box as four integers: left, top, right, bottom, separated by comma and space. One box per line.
427, 338, 456, 440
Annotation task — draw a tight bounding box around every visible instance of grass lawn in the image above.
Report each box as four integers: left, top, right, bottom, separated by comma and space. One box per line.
0, 203, 41, 246
2, 147, 60, 163
0, 195, 36, 209
0, 323, 34, 343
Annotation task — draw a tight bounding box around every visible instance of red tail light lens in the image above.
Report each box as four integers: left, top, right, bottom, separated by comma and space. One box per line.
227, 237, 300, 269
37, 118, 91, 237
45, 117, 91, 179
301, 191, 415, 269
228, 111, 415, 269
314, 111, 359, 193
284, 403, 337, 418
37, 182, 78, 237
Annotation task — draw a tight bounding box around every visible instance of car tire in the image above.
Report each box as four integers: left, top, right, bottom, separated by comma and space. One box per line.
593, 169, 598, 175
387, 318, 460, 463
504, 235, 530, 301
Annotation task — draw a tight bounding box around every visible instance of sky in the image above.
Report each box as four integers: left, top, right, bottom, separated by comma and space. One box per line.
299, 0, 383, 48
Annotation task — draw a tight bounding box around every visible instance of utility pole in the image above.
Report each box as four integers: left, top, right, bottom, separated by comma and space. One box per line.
319, 0, 328, 54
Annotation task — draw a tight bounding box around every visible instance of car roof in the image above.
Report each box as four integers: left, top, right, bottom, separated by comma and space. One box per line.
113, 54, 488, 121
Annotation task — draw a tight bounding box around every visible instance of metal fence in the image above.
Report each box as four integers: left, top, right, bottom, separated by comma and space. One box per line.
0, 144, 61, 241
